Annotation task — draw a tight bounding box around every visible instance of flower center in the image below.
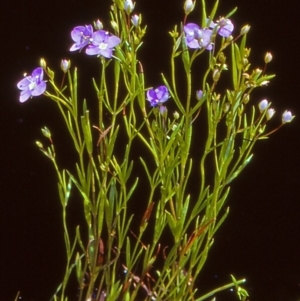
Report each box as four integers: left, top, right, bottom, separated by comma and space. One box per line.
28, 78, 36, 91
99, 43, 108, 50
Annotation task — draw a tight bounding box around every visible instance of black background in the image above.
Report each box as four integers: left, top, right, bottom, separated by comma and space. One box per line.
1, 0, 299, 300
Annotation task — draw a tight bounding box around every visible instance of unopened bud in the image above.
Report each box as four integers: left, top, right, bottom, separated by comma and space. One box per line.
36, 141, 44, 149
60, 59, 71, 73
264, 52, 273, 64
111, 21, 119, 33
159, 105, 168, 118
242, 93, 250, 104
124, 0, 135, 14
40, 58, 46, 68
131, 14, 139, 27
282, 110, 295, 124
196, 90, 203, 101
212, 69, 221, 82
218, 52, 226, 64
94, 19, 103, 30
173, 111, 180, 120
240, 25, 250, 35
223, 102, 230, 113
41, 126, 51, 139
258, 99, 268, 112
184, 0, 195, 14
266, 108, 275, 120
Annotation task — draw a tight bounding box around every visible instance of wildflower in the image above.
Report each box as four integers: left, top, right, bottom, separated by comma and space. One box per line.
60, 59, 71, 73
17, 67, 46, 103
70, 25, 93, 51
258, 99, 268, 112
85, 30, 121, 58
184, 23, 213, 50
146, 86, 170, 107
215, 18, 234, 37
207, 18, 233, 38
282, 110, 295, 124
266, 108, 275, 120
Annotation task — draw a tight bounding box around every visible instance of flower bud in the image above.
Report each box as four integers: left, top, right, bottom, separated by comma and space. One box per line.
282, 110, 295, 124
124, 0, 134, 14
131, 14, 139, 27
41, 126, 52, 138
184, 0, 195, 14
173, 111, 180, 119
212, 69, 221, 82
242, 58, 249, 66
266, 108, 275, 120
36, 141, 44, 149
196, 90, 203, 101
40, 58, 46, 68
111, 21, 119, 33
242, 93, 250, 104
238, 104, 244, 116
259, 81, 270, 86
218, 52, 226, 64
60, 59, 71, 73
94, 19, 103, 30
240, 25, 250, 35
258, 99, 268, 112
264, 52, 273, 64
223, 102, 230, 113
159, 105, 168, 118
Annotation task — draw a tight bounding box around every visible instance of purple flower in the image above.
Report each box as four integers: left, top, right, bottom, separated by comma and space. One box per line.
146, 86, 170, 107
17, 67, 46, 103
184, 23, 213, 50
216, 18, 234, 37
85, 30, 121, 58
70, 25, 93, 51
208, 18, 234, 38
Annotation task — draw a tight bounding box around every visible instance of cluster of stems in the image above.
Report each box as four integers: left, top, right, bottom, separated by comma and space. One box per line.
25, 0, 293, 300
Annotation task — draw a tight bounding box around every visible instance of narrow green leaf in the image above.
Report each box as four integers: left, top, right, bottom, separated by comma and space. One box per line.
201, 0, 207, 28
80, 110, 93, 155
181, 32, 191, 74
231, 43, 238, 90
209, 0, 219, 22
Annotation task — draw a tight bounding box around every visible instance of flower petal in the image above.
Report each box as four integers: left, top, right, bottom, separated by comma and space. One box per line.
19, 89, 31, 103
31, 81, 47, 96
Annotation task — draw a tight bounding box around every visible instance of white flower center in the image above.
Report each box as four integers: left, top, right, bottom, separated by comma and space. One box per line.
99, 43, 108, 50
28, 79, 36, 91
